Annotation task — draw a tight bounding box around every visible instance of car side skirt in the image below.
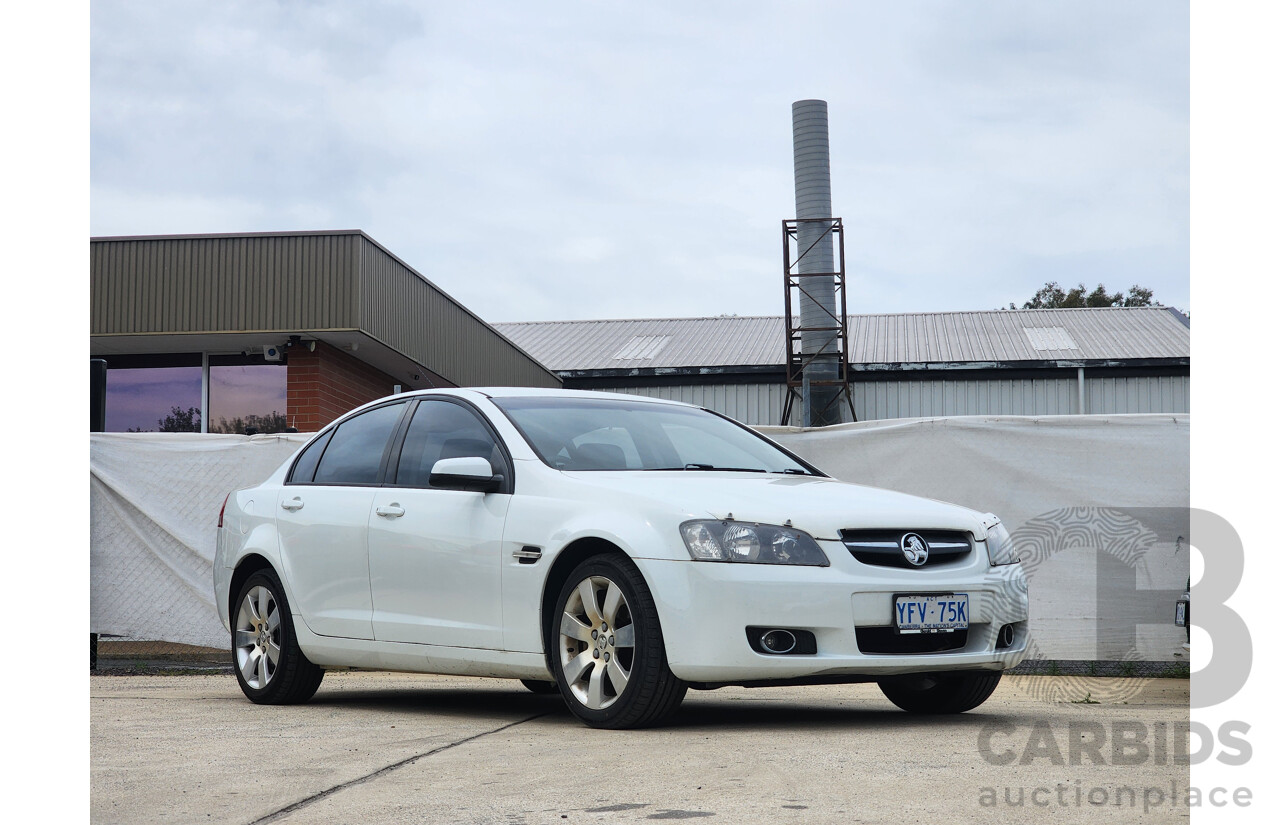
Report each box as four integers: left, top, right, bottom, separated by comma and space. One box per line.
292, 616, 552, 681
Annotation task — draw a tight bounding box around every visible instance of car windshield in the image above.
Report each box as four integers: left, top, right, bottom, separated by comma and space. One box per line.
493, 396, 819, 474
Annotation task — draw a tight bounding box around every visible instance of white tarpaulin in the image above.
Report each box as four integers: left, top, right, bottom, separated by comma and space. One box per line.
91, 414, 1189, 660
761, 414, 1190, 661
90, 433, 307, 649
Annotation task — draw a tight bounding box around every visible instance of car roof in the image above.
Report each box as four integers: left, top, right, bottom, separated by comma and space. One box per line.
426, 387, 693, 407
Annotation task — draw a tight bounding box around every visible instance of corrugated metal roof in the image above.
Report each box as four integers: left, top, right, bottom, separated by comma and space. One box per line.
492, 307, 1190, 371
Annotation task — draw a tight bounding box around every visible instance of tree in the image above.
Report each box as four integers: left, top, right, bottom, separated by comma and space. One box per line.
209, 411, 289, 435
157, 406, 201, 432
1015, 281, 1161, 310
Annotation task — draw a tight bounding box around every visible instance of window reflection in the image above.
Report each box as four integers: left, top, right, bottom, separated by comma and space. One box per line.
209, 363, 288, 434
101, 354, 290, 434
105, 366, 203, 432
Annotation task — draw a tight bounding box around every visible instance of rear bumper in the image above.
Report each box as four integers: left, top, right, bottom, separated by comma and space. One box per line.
213, 527, 231, 632
635, 543, 1029, 683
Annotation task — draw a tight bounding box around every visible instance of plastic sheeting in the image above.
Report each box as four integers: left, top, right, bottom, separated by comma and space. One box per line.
761, 414, 1190, 661
90, 414, 1189, 659
90, 433, 307, 649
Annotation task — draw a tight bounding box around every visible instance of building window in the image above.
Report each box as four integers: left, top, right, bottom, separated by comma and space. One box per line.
103, 355, 203, 433
100, 352, 288, 434
208, 358, 288, 434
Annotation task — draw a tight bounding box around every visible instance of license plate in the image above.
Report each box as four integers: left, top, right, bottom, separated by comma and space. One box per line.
894, 593, 968, 634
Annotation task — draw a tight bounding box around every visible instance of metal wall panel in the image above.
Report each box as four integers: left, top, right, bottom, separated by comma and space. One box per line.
357, 239, 560, 388
589, 384, 788, 426
1085, 375, 1189, 414
91, 234, 360, 334
854, 377, 1077, 419
575, 374, 1189, 424
849, 376, 1190, 419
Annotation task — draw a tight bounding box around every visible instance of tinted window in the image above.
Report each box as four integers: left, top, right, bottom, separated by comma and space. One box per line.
394, 400, 503, 487
208, 361, 288, 434
312, 403, 406, 485
289, 430, 334, 483
105, 363, 202, 432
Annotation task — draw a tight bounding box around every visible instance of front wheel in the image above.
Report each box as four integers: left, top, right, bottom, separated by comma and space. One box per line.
550, 554, 686, 729
232, 569, 324, 704
878, 671, 1001, 714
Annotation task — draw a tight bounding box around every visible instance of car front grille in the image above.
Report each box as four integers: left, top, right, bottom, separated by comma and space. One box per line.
855, 626, 969, 654
840, 529, 973, 568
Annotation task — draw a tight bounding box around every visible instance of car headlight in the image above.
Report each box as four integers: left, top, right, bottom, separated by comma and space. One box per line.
984, 518, 1019, 566
679, 520, 829, 566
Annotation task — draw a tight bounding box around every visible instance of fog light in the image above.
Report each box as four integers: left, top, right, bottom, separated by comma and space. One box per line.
746, 626, 817, 655
759, 629, 798, 654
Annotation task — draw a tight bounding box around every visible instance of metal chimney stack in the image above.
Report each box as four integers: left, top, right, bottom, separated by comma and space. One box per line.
792, 100, 842, 426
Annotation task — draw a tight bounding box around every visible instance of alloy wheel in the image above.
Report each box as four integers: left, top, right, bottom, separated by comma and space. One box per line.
558, 575, 635, 710
235, 585, 281, 689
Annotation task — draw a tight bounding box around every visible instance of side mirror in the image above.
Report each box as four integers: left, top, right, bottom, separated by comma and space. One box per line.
429, 456, 503, 493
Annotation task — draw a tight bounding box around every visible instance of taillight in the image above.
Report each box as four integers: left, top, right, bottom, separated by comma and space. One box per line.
217, 493, 231, 528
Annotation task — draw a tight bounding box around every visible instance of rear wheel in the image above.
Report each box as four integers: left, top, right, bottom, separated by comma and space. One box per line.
878, 671, 1001, 714
550, 554, 686, 729
232, 569, 324, 704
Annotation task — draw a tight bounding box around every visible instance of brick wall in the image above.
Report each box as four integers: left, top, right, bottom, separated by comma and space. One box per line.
286, 341, 401, 431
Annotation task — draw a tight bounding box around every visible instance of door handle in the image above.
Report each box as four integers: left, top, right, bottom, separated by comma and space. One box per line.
376, 503, 405, 518
281, 497, 304, 511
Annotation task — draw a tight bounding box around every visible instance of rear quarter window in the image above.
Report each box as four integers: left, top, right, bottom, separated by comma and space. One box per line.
311, 402, 406, 485
287, 430, 334, 484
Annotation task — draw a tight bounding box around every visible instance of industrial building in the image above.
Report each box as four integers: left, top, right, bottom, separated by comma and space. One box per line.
90, 231, 560, 433
494, 306, 1191, 425
92, 103, 1188, 433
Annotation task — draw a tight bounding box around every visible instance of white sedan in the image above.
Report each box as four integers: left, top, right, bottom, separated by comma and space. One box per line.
214, 388, 1028, 728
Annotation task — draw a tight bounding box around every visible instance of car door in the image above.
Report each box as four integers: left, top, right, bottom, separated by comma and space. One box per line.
368, 398, 511, 649
276, 400, 409, 640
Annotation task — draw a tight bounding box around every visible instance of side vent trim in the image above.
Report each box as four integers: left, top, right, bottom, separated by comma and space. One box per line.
513, 546, 543, 564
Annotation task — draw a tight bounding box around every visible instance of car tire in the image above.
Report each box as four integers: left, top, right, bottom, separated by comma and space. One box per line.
878, 671, 1001, 714
232, 569, 324, 704
550, 554, 687, 729
520, 679, 559, 695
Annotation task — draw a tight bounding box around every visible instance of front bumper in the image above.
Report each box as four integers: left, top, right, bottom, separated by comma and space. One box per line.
635, 539, 1029, 684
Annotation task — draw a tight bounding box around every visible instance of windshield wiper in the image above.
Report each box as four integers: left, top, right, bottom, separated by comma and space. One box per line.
681, 463, 766, 472
642, 464, 766, 472
774, 468, 814, 475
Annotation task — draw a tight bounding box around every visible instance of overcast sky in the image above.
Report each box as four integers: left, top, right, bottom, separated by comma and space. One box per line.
90, 1, 1189, 322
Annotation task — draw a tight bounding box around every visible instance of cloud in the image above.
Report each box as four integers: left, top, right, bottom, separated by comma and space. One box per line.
91, 1, 1189, 320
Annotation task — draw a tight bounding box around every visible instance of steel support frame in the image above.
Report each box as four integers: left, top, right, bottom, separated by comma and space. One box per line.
780, 217, 856, 426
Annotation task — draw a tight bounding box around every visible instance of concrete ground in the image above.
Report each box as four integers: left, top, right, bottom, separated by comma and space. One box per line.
91, 672, 1190, 824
